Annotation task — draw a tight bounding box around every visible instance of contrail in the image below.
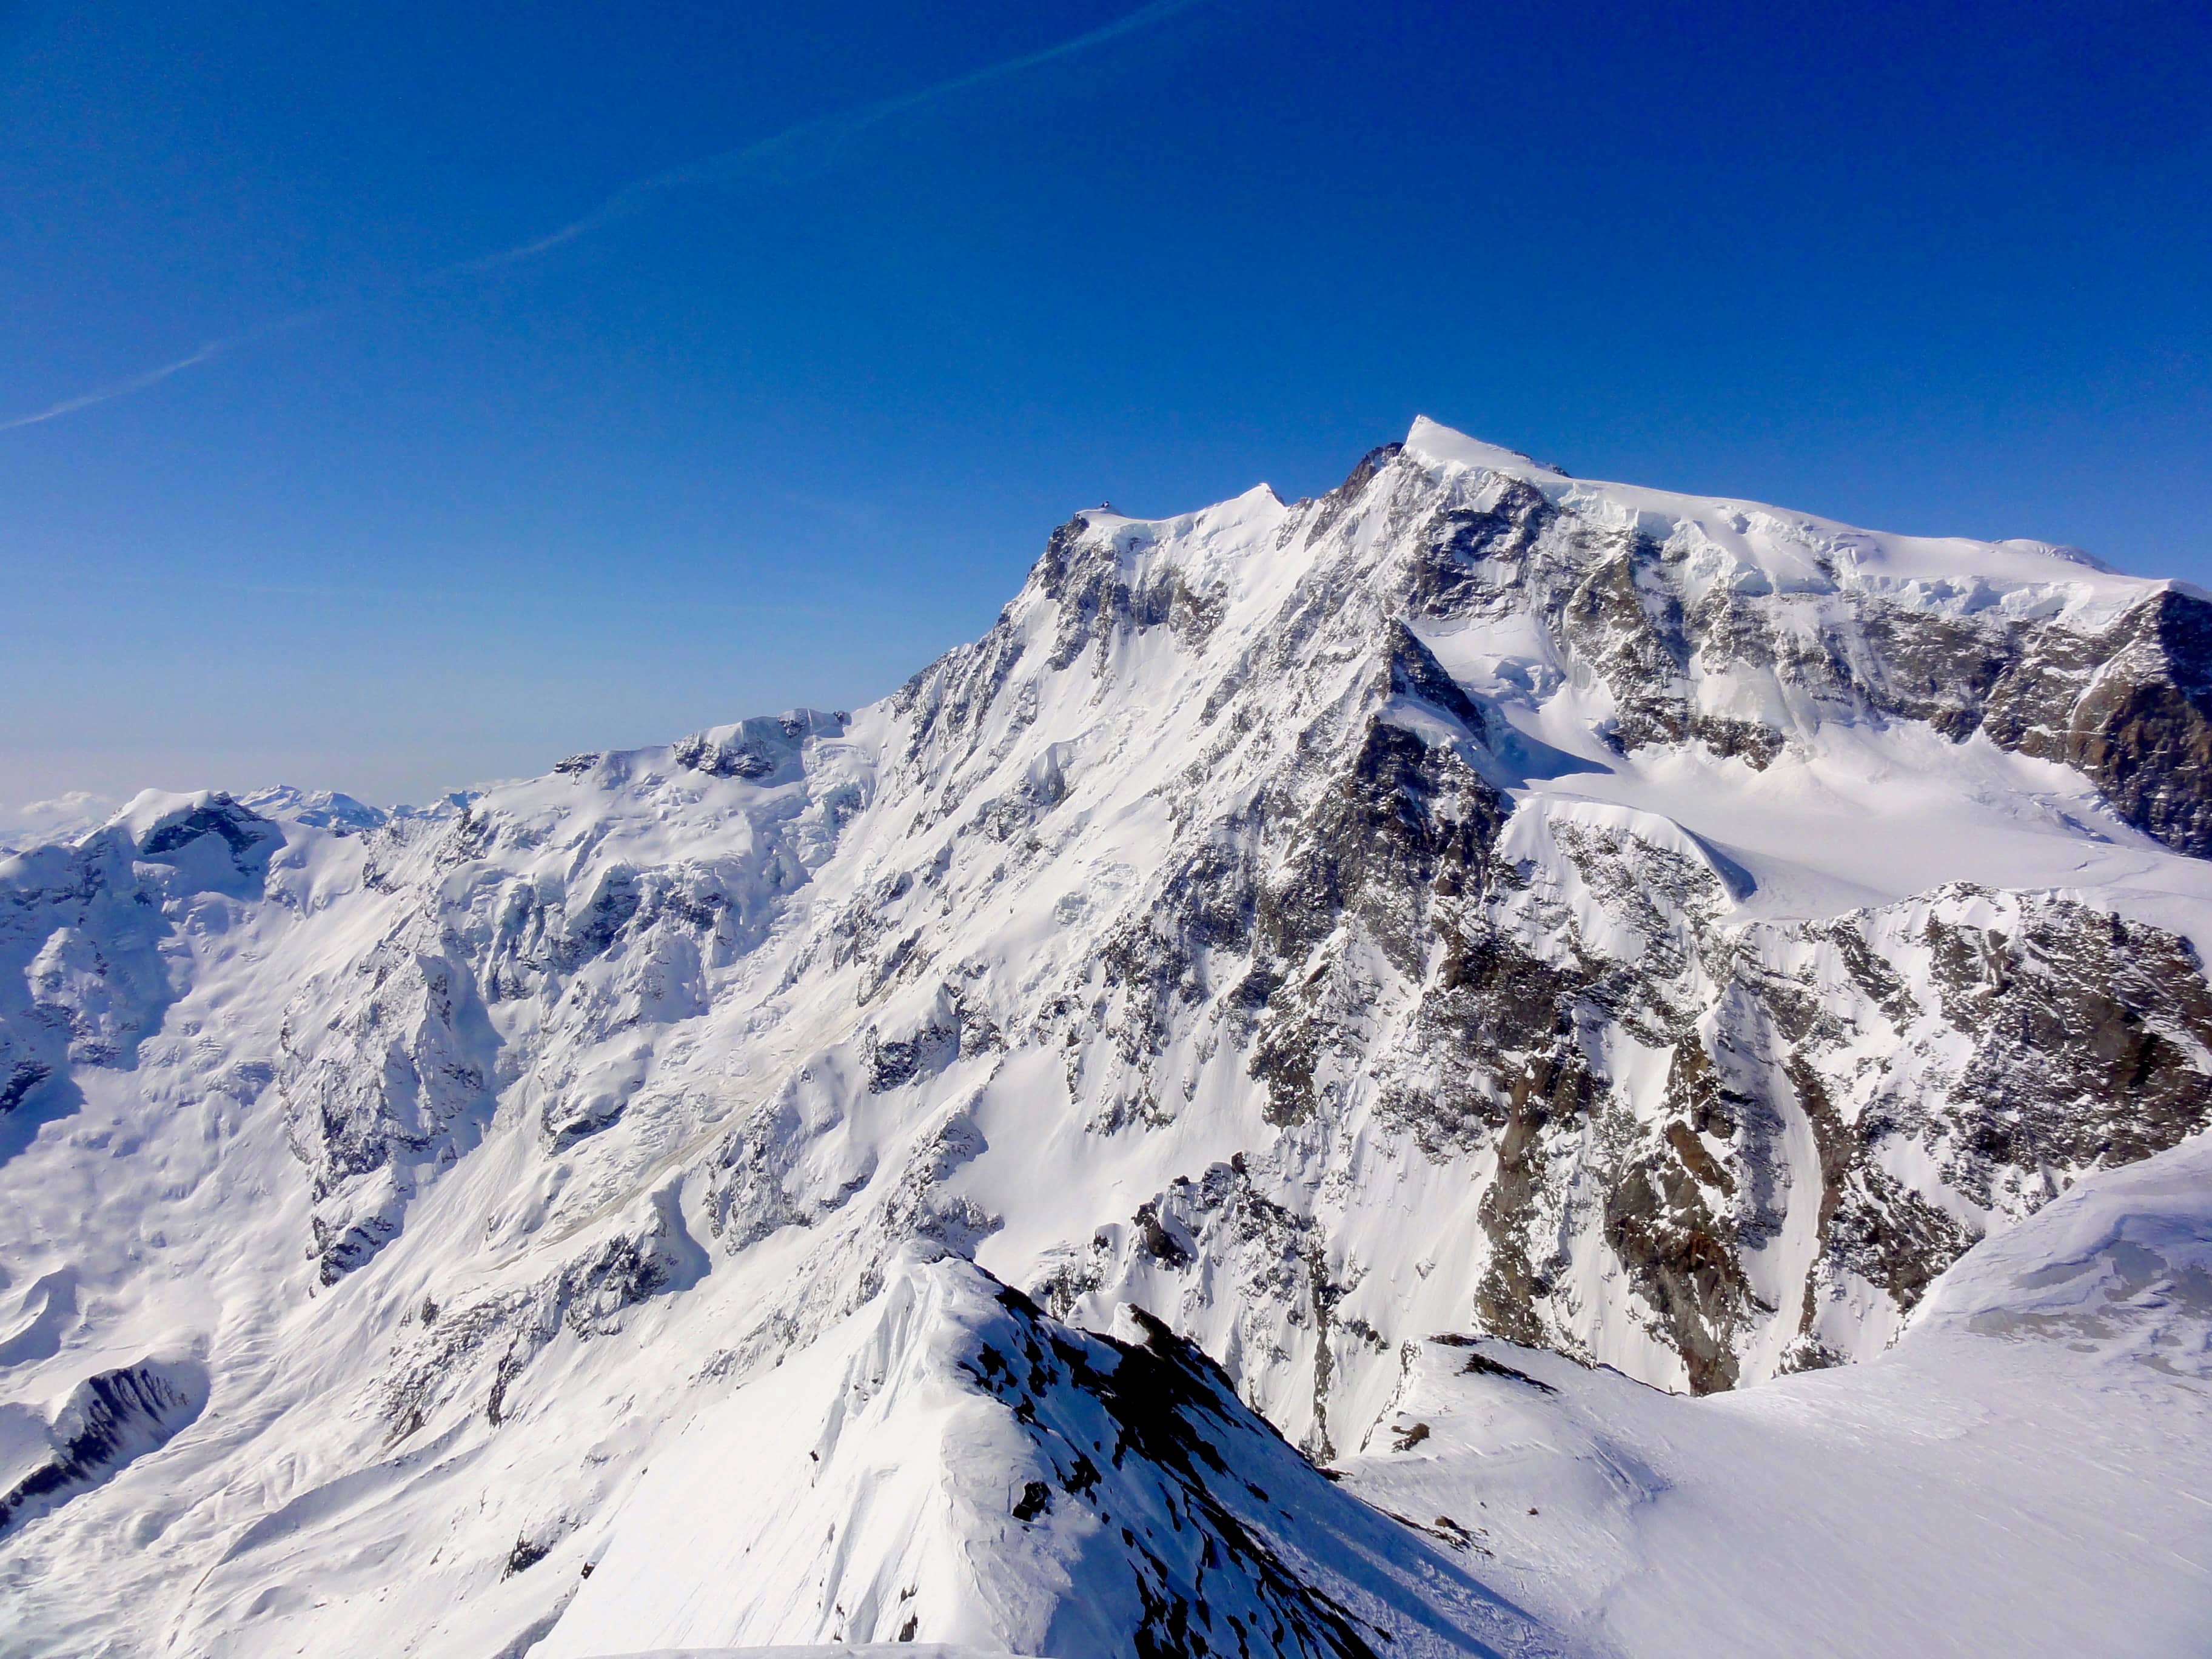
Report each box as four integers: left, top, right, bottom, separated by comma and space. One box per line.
452, 0, 1206, 275
3, 1, 1207, 432
0, 338, 227, 432
0, 307, 326, 432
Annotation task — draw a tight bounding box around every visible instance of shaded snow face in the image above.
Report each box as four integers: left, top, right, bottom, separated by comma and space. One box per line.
5, 422, 2212, 1655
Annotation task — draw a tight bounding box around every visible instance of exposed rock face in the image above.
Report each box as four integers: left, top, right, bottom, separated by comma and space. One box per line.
6, 420, 2212, 1651
1986, 588, 2212, 856
1386, 441, 2212, 856
0, 1358, 206, 1538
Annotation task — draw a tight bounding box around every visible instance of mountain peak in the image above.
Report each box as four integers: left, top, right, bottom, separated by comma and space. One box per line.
1403, 415, 1566, 477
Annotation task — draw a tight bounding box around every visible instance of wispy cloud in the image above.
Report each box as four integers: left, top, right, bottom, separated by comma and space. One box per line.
0, 789, 119, 849
453, 0, 1205, 275
0, 340, 227, 432
0, 309, 326, 432
3, 1, 1207, 433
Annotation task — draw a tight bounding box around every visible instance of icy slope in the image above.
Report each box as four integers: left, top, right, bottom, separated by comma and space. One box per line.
3, 421, 2212, 1655
1336, 1128, 2212, 1658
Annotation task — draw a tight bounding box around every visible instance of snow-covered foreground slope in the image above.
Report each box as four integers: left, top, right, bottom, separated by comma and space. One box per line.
4, 420, 2212, 1655
1340, 1129, 2212, 1657
539, 1248, 1555, 1658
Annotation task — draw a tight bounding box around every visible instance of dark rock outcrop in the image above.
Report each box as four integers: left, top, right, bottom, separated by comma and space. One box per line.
0, 1359, 206, 1538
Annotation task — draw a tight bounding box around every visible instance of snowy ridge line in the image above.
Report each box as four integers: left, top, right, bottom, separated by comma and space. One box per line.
1400, 415, 2159, 626
537, 1248, 1557, 1657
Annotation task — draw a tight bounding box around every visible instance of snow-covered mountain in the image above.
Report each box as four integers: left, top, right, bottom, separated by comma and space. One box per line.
4, 418, 2210, 1656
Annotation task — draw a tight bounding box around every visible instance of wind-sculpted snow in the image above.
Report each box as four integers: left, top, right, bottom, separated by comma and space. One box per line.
5, 422, 2212, 1654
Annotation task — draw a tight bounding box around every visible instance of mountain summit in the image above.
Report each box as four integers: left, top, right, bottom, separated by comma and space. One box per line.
5, 423, 2210, 1656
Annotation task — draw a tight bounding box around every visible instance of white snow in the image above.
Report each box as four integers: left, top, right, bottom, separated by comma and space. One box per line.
1339, 1130, 2212, 1658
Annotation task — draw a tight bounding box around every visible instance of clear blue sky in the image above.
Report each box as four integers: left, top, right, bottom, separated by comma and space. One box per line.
5, 0, 2208, 806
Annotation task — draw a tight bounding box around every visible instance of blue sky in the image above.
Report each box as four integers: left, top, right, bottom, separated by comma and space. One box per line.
5, 0, 2208, 806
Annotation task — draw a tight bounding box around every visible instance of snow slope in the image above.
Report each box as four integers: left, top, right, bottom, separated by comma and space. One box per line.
1339, 1129, 2212, 1657
2, 421, 2211, 1655
540, 1247, 1556, 1658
